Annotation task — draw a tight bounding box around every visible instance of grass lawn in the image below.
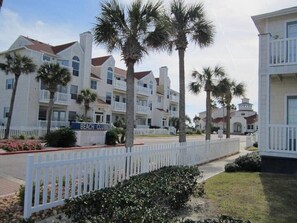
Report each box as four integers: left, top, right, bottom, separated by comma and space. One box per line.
246, 146, 258, 151
205, 172, 297, 223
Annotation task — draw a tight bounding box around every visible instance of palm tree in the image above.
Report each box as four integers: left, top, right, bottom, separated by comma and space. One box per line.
76, 89, 97, 118
213, 78, 245, 138
94, 0, 169, 148
0, 53, 36, 139
189, 66, 225, 140
36, 63, 71, 134
168, 0, 215, 143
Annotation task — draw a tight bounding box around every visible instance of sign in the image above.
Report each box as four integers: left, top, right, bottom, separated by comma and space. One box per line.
71, 122, 110, 131
218, 129, 223, 139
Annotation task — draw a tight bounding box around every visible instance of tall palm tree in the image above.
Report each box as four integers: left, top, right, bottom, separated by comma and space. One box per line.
76, 89, 97, 118
168, 0, 215, 143
94, 0, 169, 148
213, 78, 245, 138
36, 63, 71, 134
189, 65, 225, 140
0, 53, 36, 139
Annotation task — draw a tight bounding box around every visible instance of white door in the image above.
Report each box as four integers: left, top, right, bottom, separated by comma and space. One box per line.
287, 21, 297, 62
287, 96, 297, 150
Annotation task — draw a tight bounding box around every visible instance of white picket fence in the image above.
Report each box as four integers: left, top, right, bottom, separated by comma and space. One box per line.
23, 138, 239, 219
0, 126, 54, 139
246, 132, 258, 148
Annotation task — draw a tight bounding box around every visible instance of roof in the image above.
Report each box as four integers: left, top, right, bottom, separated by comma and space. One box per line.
244, 114, 258, 124
97, 98, 108, 105
134, 71, 151, 80
114, 67, 126, 77
213, 117, 227, 123
91, 56, 111, 66
252, 6, 297, 21
22, 36, 75, 55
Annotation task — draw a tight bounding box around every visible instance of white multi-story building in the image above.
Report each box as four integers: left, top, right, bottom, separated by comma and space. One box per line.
197, 98, 258, 135
252, 7, 297, 174
0, 32, 179, 130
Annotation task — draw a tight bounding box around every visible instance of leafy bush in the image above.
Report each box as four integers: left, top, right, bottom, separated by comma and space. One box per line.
225, 163, 240, 172
0, 140, 42, 152
182, 215, 251, 223
196, 129, 202, 135
44, 127, 77, 147
64, 166, 200, 222
225, 152, 261, 172
253, 141, 258, 147
105, 128, 125, 145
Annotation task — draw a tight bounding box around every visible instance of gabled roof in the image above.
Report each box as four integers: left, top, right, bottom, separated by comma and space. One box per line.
134, 71, 151, 80
22, 36, 75, 55
114, 67, 126, 77
244, 114, 258, 124
91, 56, 111, 66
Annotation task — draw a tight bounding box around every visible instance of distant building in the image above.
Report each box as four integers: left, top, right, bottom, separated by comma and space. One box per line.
197, 98, 258, 134
0, 32, 179, 129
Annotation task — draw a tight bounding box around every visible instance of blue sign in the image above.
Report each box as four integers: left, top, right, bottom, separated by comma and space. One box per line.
71, 122, 110, 131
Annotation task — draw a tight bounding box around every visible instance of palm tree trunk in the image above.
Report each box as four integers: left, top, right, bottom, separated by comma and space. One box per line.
206, 90, 212, 140
125, 61, 135, 148
84, 104, 88, 118
178, 49, 186, 143
4, 76, 19, 139
47, 92, 55, 134
226, 103, 231, 138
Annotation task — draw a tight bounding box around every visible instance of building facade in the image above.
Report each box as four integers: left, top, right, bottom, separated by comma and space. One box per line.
252, 7, 297, 174
0, 32, 179, 130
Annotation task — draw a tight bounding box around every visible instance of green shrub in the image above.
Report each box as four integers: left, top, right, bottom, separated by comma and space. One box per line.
105, 128, 119, 145
19, 134, 26, 140
45, 127, 77, 147
225, 163, 240, 172
182, 215, 251, 223
196, 129, 202, 135
234, 152, 261, 172
253, 141, 258, 147
64, 166, 200, 222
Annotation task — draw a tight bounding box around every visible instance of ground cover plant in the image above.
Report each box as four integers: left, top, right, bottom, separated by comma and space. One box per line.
205, 172, 297, 222
44, 127, 76, 147
225, 152, 261, 172
0, 139, 42, 152
64, 166, 200, 222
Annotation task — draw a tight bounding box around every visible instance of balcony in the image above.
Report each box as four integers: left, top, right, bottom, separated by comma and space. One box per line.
39, 90, 70, 105
136, 105, 150, 114
266, 124, 297, 157
38, 120, 69, 128
113, 101, 126, 112
114, 79, 126, 91
136, 85, 151, 96
269, 37, 297, 65
170, 95, 179, 103
169, 110, 178, 117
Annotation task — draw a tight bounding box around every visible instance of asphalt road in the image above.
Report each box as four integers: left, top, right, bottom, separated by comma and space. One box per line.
0, 134, 247, 182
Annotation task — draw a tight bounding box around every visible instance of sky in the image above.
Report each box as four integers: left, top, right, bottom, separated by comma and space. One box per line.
0, 0, 296, 121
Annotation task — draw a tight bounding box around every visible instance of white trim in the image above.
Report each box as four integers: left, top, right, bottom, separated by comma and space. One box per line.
260, 151, 297, 159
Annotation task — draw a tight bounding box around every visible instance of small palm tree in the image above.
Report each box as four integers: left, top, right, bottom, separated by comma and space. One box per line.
76, 89, 97, 118
94, 0, 169, 148
189, 66, 225, 140
168, 0, 215, 143
213, 78, 245, 138
0, 53, 36, 139
36, 63, 71, 134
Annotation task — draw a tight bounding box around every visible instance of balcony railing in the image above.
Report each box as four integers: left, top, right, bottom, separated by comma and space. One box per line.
170, 95, 179, 102
136, 105, 150, 114
268, 124, 297, 155
39, 90, 70, 105
136, 85, 151, 96
113, 102, 126, 112
169, 110, 178, 117
114, 79, 126, 91
38, 120, 69, 128
269, 37, 297, 65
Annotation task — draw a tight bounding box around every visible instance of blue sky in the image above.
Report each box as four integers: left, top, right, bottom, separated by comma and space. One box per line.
1, 0, 297, 120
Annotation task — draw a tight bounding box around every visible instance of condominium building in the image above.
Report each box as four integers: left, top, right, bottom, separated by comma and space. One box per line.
0, 32, 179, 129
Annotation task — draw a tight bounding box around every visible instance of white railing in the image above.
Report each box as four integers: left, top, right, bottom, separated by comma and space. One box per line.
39, 90, 70, 105
134, 128, 170, 135
135, 125, 149, 129
114, 79, 126, 91
246, 132, 258, 148
268, 124, 297, 154
23, 138, 240, 218
136, 85, 151, 96
112, 102, 126, 112
169, 110, 178, 117
38, 120, 69, 128
269, 37, 297, 65
136, 105, 150, 114
170, 95, 179, 102
0, 126, 48, 138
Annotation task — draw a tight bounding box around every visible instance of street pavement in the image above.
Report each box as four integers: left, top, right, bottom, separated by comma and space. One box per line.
0, 134, 248, 197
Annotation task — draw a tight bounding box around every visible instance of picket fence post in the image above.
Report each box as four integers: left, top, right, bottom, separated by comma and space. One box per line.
23, 155, 34, 219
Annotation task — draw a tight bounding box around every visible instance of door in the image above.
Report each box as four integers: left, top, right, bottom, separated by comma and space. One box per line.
287, 96, 297, 150
287, 21, 297, 63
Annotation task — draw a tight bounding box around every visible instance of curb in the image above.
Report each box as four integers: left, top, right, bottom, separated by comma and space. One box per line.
0, 143, 145, 156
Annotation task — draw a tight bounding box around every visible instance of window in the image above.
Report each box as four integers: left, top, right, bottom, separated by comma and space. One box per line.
68, 111, 77, 122
149, 101, 152, 110
57, 85, 67, 93
115, 95, 120, 102
43, 54, 51, 61
90, 80, 97, 90
123, 98, 126, 103
106, 114, 111, 124
6, 78, 14, 89
38, 108, 47, 120
52, 111, 66, 121
149, 81, 153, 94
107, 67, 113, 84
3, 107, 9, 118
70, 85, 78, 100
72, 56, 80, 76
106, 92, 112, 104
287, 96, 297, 125
158, 96, 162, 103
40, 80, 47, 90
58, 59, 69, 67
247, 125, 254, 130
